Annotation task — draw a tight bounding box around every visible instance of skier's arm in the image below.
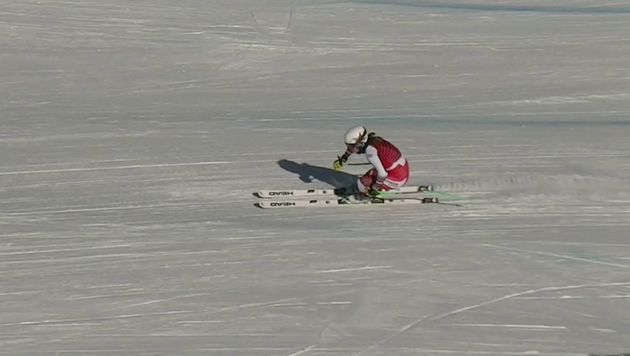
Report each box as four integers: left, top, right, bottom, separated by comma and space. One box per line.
333, 146, 355, 170
365, 146, 387, 187
340, 146, 354, 162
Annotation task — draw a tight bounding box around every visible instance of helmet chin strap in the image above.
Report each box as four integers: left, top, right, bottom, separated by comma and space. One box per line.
351, 140, 366, 154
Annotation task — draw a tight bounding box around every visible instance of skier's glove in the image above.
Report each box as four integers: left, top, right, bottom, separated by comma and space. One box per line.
332, 156, 344, 171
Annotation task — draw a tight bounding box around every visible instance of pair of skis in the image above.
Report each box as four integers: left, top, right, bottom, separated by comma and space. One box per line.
254, 185, 462, 209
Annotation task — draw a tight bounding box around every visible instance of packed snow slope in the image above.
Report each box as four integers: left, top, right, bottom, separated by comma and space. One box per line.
1, 1, 630, 355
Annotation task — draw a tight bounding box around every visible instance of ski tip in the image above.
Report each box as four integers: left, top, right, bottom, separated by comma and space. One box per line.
255, 190, 274, 198
255, 190, 298, 198
256, 201, 301, 209
256, 201, 293, 209
255, 191, 279, 198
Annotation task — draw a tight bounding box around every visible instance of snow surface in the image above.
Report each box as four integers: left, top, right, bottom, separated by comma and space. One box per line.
1, 0, 630, 355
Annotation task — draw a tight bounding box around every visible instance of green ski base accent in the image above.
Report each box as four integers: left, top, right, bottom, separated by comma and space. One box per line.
377, 189, 471, 202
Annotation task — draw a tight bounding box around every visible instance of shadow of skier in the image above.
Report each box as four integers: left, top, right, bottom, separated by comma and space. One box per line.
277, 159, 358, 188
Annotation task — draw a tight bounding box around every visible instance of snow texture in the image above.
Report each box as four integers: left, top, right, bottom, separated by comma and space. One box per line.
1, 0, 630, 355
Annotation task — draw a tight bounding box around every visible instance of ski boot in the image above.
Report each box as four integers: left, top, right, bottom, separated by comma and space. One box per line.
333, 184, 360, 198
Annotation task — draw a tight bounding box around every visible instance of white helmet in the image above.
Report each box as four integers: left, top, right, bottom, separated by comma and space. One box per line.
344, 125, 368, 146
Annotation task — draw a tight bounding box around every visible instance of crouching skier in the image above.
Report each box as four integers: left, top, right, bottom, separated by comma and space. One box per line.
333, 125, 409, 201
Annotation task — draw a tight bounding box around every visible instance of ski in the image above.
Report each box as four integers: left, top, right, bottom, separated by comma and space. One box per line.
256, 185, 434, 199
256, 197, 441, 209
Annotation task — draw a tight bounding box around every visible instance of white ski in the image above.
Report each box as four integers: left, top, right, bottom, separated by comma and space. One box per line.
256, 197, 440, 209
256, 185, 433, 199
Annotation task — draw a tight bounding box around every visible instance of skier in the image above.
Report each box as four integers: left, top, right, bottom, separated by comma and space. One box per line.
333, 125, 409, 200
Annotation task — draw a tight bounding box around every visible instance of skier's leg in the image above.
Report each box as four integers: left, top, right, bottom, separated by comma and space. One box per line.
382, 160, 410, 190
356, 169, 377, 194
334, 169, 373, 196
353, 162, 409, 199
